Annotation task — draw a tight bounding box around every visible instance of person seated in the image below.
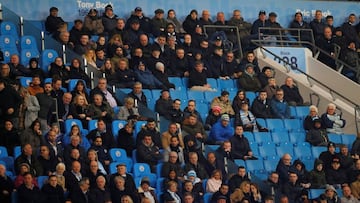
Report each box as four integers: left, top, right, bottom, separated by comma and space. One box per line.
211, 91, 235, 117
184, 152, 208, 180
101, 4, 118, 35
161, 151, 185, 178
163, 99, 184, 124
133, 61, 166, 89
137, 134, 162, 172
0, 164, 14, 202
117, 97, 140, 121
69, 58, 91, 86
238, 63, 261, 92
264, 77, 279, 100
87, 119, 116, 150
67, 177, 91, 203
41, 175, 65, 203
136, 118, 162, 148
115, 57, 136, 88
88, 137, 111, 173
161, 122, 184, 149
319, 142, 339, 170
205, 105, 222, 130
162, 180, 183, 203
155, 89, 173, 117
188, 61, 214, 91
326, 157, 347, 187
209, 114, 234, 144
14, 163, 38, 188
270, 88, 291, 119
238, 51, 260, 74
211, 184, 231, 203
127, 82, 148, 107
110, 46, 127, 66
152, 62, 176, 90
0, 119, 20, 157
45, 7, 65, 34
182, 113, 207, 145
235, 101, 267, 132
183, 100, 203, 124
280, 77, 304, 106
88, 94, 115, 125
315, 26, 337, 69
230, 125, 255, 160
163, 136, 185, 165
49, 57, 70, 87
8, 54, 31, 80
168, 48, 191, 77
232, 90, 250, 114
110, 176, 138, 203
289, 12, 312, 42
251, 90, 273, 119
89, 174, 111, 202
306, 118, 330, 146
63, 134, 86, 167
258, 66, 275, 89
303, 105, 320, 131
137, 177, 158, 203
214, 141, 239, 177
321, 103, 346, 134
0, 64, 16, 85
27, 75, 44, 96
83, 8, 104, 35
17, 172, 43, 203
37, 145, 58, 176
117, 122, 136, 157
281, 172, 304, 203
69, 95, 91, 129
308, 159, 326, 189
15, 144, 43, 177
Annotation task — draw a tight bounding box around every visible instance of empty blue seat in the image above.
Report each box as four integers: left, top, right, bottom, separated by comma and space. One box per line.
0, 22, 19, 41
14, 146, 21, 158
20, 35, 38, 50
289, 132, 306, 144
243, 132, 254, 143
264, 159, 277, 172
253, 132, 272, 145
168, 77, 184, 88
341, 134, 356, 146
109, 148, 128, 162
311, 146, 327, 158
142, 89, 153, 100
111, 120, 127, 137
276, 142, 294, 157
204, 91, 219, 102
266, 119, 285, 132
252, 170, 268, 180
0, 156, 14, 173
289, 106, 297, 118
328, 133, 342, 144
250, 142, 260, 156
294, 144, 312, 159
187, 90, 205, 102
283, 119, 304, 132
295, 106, 310, 119
259, 142, 277, 158
245, 159, 264, 172
0, 146, 8, 158
88, 120, 97, 131
118, 88, 132, 94
151, 89, 162, 99
207, 78, 218, 89
182, 77, 189, 88
133, 163, 156, 178
203, 192, 213, 203
40, 49, 58, 73
256, 118, 267, 128
309, 189, 325, 199
218, 79, 235, 90
134, 121, 147, 135
170, 89, 187, 100
234, 159, 245, 167
196, 103, 209, 118
19, 77, 32, 88
37, 176, 48, 189
271, 131, 289, 144
301, 158, 315, 171
205, 145, 219, 155
246, 91, 256, 104
0, 35, 17, 50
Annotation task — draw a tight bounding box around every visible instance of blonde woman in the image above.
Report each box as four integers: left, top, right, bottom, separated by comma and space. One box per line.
19, 87, 40, 129
83, 49, 97, 68
206, 169, 223, 193
117, 97, 139, 120
69, 95, 91, 128
107, 34, 124, 57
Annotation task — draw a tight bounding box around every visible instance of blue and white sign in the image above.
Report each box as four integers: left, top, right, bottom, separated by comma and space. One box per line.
265, 46, 308, 73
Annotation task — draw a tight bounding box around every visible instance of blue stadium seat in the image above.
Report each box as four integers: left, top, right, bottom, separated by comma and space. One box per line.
283, 118, 304, 132
170, 89, 187, 100
289, 106, 297, 118
253, 132, 272, 145
218, 79, 235, 91
168, 77, 184, 89
147, 99, 156, 112
259, 142, 277, 158
134, 121, 147, 135
187, 90, 205, 102
264, 160, 277, 172
341, 134, 356, 146
203, 192, 213, 203
309, 189, 324, 199
328, 133, 342, 144
142, 89, 153, 100
205, 145, 219, 156
0, 146, 9, 157
271, 131, 290, 145
266, 119, 286, 132
30, 20, 44, 31
156, 163, 163, 177
119, 88, 132, 94
311, 146, 327, 158
0, 21, 19, 41
204, 91, 219, 102
20, 49, 40, 66
250, 142, 260, 157
301, 158, 315, 171
246, 91, 256, 104
243, 132, 254, 143
14, 146, 21, 158
2, 47, 19, 63
112, 120, 127, 137
19, 77, 32, 88
0, 156, 14, 173
87, 119, 97, 131
252, 170, 268, 181
276, 142, 294, 157
64, 119, 84, 134
256, 118, 267, 128
289, 132, 306, 144
294, 143, 312, 159
245, 159, 265, 172
11, 190, 18, 203
234, 159, 245, 167
133, 163, 157, 178
182, 77, 189, 88
37, 176, 48, 189
20, 35, 38, 50
207, 78, 218, 89
0, 35, 17, 49
109, 148, 129, 162
40, 49, 58, 73
196, 103, 209, 119
151, 89, 162, 99
295, 106, 310, 119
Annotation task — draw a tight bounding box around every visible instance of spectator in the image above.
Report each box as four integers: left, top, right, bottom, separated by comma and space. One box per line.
315, 26, 337, 69
214, 141, 238, 177
338, 144, 353, 170
341, 185, 358, 203
17, 172, 43, 203
182, 113, 207, 144
183, 9, 200, 35
45, 7, 65, 34
127, 82, 148, 107
136, 117, 162, 148
270, 88, 291, 119
205, 152, 224, 178
89, 175, 111, 202
137, 177, 158, 203
123, 19, 144, 48
69, 19, 87, 45
238, 63, 262, 92
84, 8, 104, 35
258, 66, 274, 88
35, 82, 53, 132
49, 57, 70, 86
28, 58, 45, 81
308, 159, 327, 189
209, 114, 234, 144
41, 175, 65, 203
211, 184, 230, 203
126, 7, 152, 34
166, 9, 185, 33
117, 97, 140, 121
0, 78, 21, 128
262, 172, 281, 202
88, 138, 111, 173
15, 143, 43, 176
73, 34, 93, 55
161, 122, 184, 149
188, 61, 213, 91
109, 18, 126, 40
68, 177, 90, 203
235, 101, 267, 132
183, 100, 203, 124
205, 105, 222, 130
20, 119, 44, 151
326, 15, 335, 34
69, 58, 91, 86
151, 9, 167, 37
70, 79, 90, 105
107, 34, 125, 58
69, 95, 91, 128
48, 93, 73, 132
27, 75, 44, 96
276, 153, 292, 184
0, 164, 13, 203
117, 122, 135, 156
251, 10, 270, 36
230, 125, 254, 160
0, 120, 20, 157
281, 172, 303, 203
206, 169, 223, 193
263, 77, 279, 99
306, 118, 330, 146
324, 185, 341, 203
37, 145, 58, 176
109, 163, 136, 193
163, 136, 185, 165
18, 87, 40, 129
57, 31, 74, 50
230, 181, 252, 203
310, 10, 326, 38
0, 64, 15, 85
351, 171, 360, 199
184, 152, 208, 179
319, 142, 338, 170
303, 105, 320, 131
45, 129, 63, 162
114, 57, 136, 88
228, 10, 252, 52
8, 54, 31, 79
152, 62, 175, 90
321, 103, 346, 134
289, 12, 312, 42
86, 119, 115, 150
161, 151, 185, 178
251, 90, 273, 119
155, 89, 173, 117
90, 78, 120, 107
169, 47, 191, 77
164, 99, 184, 124
341, 14, 360, 48
102, 4, 118, 35
137, 134, 162, 172
110, 176, 137, 203
100, 58, 117, 86
211, 91, 235, 116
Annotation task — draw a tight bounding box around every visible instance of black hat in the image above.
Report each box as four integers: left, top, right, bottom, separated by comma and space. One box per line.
215, 36, 222, 41
221, 90, 229, 96
131, 19, 140, 24
50, 7, 58, 12
155, 9, 164, 14
134, 7, 142, 12
241, 100, 249, 105
105, 4, 113, 11
140, 177, 150, 185
217, 195, 228, 200
328, 142, 336, 148
313, 118, 321, 123
151, 45, 161, 52
259, 10, 266, 15
245, 63, 254, 69
269, 12, 277, 17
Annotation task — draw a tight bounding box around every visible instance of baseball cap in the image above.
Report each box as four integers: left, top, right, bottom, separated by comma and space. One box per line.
155, 9, 164, 14
269, 12, 277, 17
105, 4, 113, 11
221, 114, 230, 121
135, 7, 142, 12
259, 10, 266, 15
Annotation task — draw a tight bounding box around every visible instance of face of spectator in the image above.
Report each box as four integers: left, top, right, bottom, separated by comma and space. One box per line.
207, 153, 216, 164
55, 57, 63, 66
220, 94, 229, 102
316, 163, 323, 171
295, 13, 303, 22
94, 95, 103, 106
189, 116, 197, 125
169, 153, 178, 163
276, 90, 284, 100
80, 35, 89, 45
139, 35, 148, 46
60, 32, 70, 43
97, 120, 106, 131
259, 13, 266, 21
184, 181, 193, 192
63, 93, 72, 105
72, 161, 81, 173
32, 77, 41, 86
0, 165, 6, 177
327, 105, 336, 115
217, 12, 225, 22
282, 154, 292, 166
226, 53, 234, 62
343, 186, 352, 197
143, 136, 152, 146
324, 27, 332, 39
331, 161, 340, 170
187, 101, 196, 112
170, 137, 179, 147
50, 10, 58, 17
4, 121, 13, 131
147, 121, 156, 130
133, 84, 142, 94
96, 177, 106, 189
238, 168, 246, 177
349, 15, 356, 24
269, 173, 279, 183
309, 108, 317, 116
241, 103, 249, 111
49, 176, 58, 187
326, 189, 335, 198
116, 19, 125, 29
131, 22, 140, 31
40, 146, 50, 157
24, 174, 33, 186
189, 154, 198, 164
194, 63, 204, 72
221, 119, 229, 127
280, 197, 289, 203
235, 126, 244, 136
173, 100, 181, 110
11, 55, 20, 64
117, 165, 126, 175
1, 64, 10, 76
115, 178, 125, 189
184, 195, 194, 203
75, 22, 83, 30
157, 36, 166, 45
70, 149, 80, 159
247, 53, 255, 62
315, 11, 322, 20
233, 11, 241, 20
23, 144, 33, 156
289, 173, 298, 183
44, 83, 52, 93
71, 135, 80, 146
184, 35, 192, 44
326, 18, 333, 26
341, 147, 348, 155
168, 124, 177, 134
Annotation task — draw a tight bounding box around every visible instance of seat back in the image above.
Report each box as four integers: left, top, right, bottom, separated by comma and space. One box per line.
109, 148, 128, 162
40, 49, 58, 73
20, 49, 40, 66
64, 119, 83, 134
245, 159, 264, 172
0, 146, 9, 157
0, 22, 19, 40
133, 163, 152, 177
112, 120, 127, 137
20, 35, 38, 50
19, 77, 33, 88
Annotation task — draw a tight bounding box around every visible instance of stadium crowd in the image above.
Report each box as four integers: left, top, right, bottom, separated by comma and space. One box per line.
0, 3, 359, 203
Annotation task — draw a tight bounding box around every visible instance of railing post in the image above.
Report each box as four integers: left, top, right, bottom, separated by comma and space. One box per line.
41, 31, 45, 51
19, 16, 24, 36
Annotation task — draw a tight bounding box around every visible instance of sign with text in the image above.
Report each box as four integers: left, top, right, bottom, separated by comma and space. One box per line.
265, 46, 308, 73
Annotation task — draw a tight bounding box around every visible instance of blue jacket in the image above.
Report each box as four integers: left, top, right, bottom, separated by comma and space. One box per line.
270, 98, 291, 119
134, 68, 163, 88
209, 120, 234, 142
